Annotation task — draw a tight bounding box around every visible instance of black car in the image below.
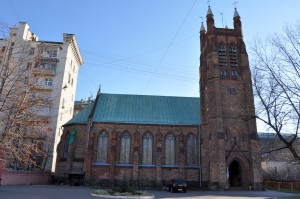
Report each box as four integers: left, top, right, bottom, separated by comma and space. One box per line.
167, 179, 187, 193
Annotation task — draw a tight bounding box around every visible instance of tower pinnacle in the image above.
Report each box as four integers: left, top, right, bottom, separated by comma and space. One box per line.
207, 5, 213, 16
200, 21, 206, 32
233, 7, 240, 18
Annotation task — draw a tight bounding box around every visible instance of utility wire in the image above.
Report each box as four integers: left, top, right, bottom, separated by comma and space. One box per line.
141, 0, 199, 93
80, 34, 196, 72
6, 0, 21, 22
83, 61, 198, 83
82, 50, 197, 74
83, 54, 196, 76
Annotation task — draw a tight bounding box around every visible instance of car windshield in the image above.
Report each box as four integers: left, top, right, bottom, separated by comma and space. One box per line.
175, 179, 185, 184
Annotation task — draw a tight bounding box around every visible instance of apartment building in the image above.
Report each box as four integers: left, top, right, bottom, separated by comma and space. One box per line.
0, 22, 83, 171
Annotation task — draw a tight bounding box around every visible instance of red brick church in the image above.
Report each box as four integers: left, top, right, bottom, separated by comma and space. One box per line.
55, 6, 263, 190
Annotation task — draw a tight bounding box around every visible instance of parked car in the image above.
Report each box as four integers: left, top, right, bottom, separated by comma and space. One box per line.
167, 179, 187, 193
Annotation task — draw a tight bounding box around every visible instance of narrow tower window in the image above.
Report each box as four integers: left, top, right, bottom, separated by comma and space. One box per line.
229, 45, 238, 67
220, 70, 228, 78
231, 70, 238, 78
218, 43, 227, 67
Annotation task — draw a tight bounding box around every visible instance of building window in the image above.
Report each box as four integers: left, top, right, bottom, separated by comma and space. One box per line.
27, 62, 32, 70
142, 132, 153, 164
63, 132, 70, 159
48, 50, 57, 58
29, 47, 35, 55
231, 70, 238, 78
42, 93, 51, 100
218, 43, 227, 67
97, 131, 108, 163
45, 78, 53, 87
229, 45, 238, 67
220, 70, 228, 78
48, 64, 56, 70
36, 106, 50, 116
68, 73, 71, 84
120, 132, 131, 164
228, 88, 237, 95
165, 133, 175, 165
32, 93, 38, 99
62, 98, 65, 109
187, 134, 197, 165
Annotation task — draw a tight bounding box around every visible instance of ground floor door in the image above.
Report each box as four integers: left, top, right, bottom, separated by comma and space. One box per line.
229, 160, 242, 187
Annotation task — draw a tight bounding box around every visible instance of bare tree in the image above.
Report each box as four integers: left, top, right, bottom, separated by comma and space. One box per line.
251, 20, 300, 162
0, 21, 53, 175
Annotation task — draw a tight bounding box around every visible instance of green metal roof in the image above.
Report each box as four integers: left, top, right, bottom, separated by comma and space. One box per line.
65, 102, 94, 125
65, 93, 201, 126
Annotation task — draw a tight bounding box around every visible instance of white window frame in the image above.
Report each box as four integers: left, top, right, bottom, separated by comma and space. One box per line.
45, 78, 53, 87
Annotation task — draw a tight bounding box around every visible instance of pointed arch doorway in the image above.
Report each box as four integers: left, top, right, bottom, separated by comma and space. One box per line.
229, 159, 242, 187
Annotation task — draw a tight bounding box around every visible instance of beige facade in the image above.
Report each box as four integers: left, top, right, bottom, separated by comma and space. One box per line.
0, 22, 83, 171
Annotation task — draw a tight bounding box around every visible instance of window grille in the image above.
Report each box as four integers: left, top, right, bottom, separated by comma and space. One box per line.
218, 43, 227, 67
229, 45, 238, 67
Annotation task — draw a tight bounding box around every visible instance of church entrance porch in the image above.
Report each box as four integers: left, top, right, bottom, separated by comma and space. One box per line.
229, 159, 242, 187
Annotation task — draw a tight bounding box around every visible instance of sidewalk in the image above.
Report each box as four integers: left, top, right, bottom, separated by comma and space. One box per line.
0, 185, 296, 199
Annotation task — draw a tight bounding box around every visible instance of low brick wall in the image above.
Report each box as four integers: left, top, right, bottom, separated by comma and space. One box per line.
264, 181, 300, 191
1, 170, 51, 185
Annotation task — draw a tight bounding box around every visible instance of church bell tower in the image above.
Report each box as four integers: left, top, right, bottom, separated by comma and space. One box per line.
200, 6, 263, 190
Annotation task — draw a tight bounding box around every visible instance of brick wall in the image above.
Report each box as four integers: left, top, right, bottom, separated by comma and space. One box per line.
1, 170, 50, 185
55, 122, 201, 187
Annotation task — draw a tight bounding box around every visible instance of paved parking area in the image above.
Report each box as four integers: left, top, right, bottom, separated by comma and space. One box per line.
0, 185, 296, 199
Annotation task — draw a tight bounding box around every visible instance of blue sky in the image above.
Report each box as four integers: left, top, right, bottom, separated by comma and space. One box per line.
1, 0, 300, 131
1, 0, 299, 101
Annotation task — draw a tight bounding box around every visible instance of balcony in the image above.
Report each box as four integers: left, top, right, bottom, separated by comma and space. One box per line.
34, 85, 53, 91
39, 57, 59, 63
32, 68, 56, 76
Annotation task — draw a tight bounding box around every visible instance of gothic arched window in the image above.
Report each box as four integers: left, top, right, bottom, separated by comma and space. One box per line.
218, 43, 227, 67
63, 132, 70, 159
231, 70, 238, 78
165, 133, 175, 165
229, 45, 238, 67
120, 132, 131, 164
97, 131, 108, 163
187, 134, 197, 165
142, 132, 153, 164
220, 69, 228, 78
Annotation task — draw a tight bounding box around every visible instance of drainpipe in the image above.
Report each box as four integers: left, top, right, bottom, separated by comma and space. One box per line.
198, 124, 202, 187
87, 122, 93, 148
198, 89, 202, 187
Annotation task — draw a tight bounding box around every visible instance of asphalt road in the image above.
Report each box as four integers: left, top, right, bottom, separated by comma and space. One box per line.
0, 185, 296, 199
